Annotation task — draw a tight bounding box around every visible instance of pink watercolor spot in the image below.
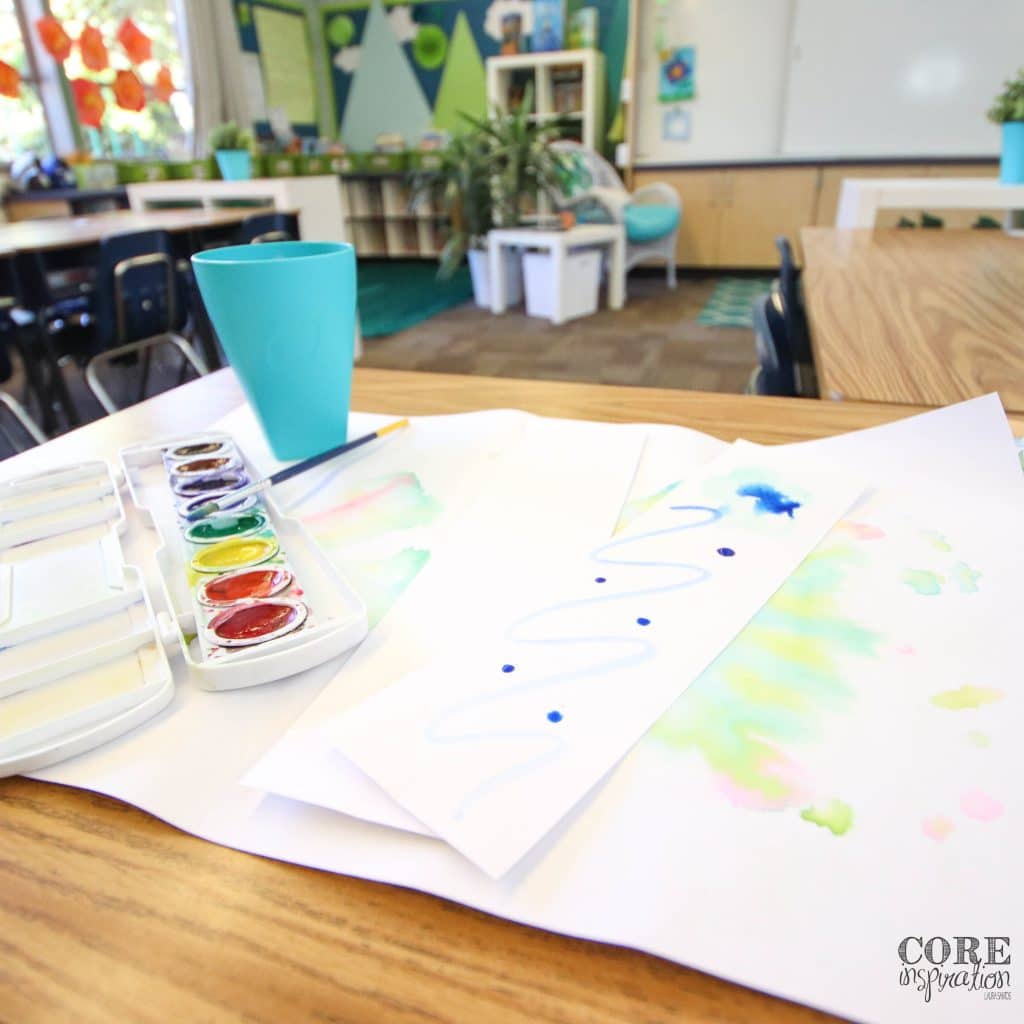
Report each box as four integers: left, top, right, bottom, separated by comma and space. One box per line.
922, 816, 954, 841
838, 521, 886, 541
895, 644, 917, 656
713, 747, 811, 811
961, 788, 1004, 822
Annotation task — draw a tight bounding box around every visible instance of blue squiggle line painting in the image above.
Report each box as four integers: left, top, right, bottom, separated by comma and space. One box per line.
737, 483, 801, 518
424, 504, 725, 819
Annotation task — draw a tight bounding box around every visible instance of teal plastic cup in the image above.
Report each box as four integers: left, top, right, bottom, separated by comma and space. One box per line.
192, 241, 356, 460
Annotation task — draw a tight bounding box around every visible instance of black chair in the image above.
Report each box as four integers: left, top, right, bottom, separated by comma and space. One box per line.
85, 230, 209, 414
236, 211, 300, 245
4, 253, 82, 431
748, 237, 817, 398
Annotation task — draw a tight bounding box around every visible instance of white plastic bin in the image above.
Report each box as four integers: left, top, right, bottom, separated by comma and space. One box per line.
522, 248, 602, 322
468, 248, 523, 308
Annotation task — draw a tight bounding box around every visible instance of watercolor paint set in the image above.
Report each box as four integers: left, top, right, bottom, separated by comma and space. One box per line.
121, 431, 367, 690
0, 434, 367, 778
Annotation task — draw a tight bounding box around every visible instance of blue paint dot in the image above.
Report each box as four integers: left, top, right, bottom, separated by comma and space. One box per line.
717, 547, 735, 557
501, 664, 515, 673
594, 576, 606, 583
547, 710, 563, 723
637, 617, 651, 626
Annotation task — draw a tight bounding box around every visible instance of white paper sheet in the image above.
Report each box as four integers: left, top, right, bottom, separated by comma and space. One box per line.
22, 398, 1023, 1024
243, 422, 726, 831
332, 445, 866, 876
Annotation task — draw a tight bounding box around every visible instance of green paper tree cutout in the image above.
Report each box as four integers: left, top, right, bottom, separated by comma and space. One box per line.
432, 11, 486, 135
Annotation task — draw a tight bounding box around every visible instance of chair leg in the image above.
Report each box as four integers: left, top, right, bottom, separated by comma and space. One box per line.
667, 260, 677, 290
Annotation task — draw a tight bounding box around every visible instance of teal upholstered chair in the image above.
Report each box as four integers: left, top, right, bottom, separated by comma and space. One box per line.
552, 141, 681, 289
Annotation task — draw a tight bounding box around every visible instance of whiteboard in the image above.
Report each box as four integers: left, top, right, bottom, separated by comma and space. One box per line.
781, 0, 1021, 158
633, 0, 1018, 167
633, 0, 792, 165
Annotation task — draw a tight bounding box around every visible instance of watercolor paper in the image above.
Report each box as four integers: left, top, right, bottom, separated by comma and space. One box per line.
331, 445, 865, 876
243, 421, 726, 831
16, 397, 1022, 1024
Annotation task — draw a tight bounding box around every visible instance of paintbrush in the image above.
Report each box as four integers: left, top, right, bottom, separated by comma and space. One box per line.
185, 418, 410, 522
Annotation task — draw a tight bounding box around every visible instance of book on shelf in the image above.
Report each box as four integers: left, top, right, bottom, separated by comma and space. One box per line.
532, 0, 565, 53
567, 7, 598, 50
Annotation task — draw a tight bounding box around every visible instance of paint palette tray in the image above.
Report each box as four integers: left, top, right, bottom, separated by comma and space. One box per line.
121, 432, 368, 691
0, 462, 174, 778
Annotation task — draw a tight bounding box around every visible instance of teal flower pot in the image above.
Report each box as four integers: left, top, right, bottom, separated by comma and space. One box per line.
215, 149, 252, 181
1000, 122, 1024, 184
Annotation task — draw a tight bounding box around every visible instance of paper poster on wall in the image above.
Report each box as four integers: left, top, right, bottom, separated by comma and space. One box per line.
252, 4, 317, 125
658, 45, 695, 102
663, 106, 691, 141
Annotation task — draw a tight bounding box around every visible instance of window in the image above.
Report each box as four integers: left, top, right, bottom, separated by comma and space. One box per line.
0, 0, 50, 162
49, 0, 192, 157
0, 0, 193, 163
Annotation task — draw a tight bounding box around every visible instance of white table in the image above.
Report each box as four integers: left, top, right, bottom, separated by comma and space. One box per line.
487, 224, 626, 324
835, 177, 1024, 228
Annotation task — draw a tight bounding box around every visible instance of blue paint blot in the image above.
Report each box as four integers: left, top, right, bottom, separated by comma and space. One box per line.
737, 483, 801, 518
501, 664, 515, 673
594, 576, 607, 583
637, 617, 651, 626
547, 710, 563, 723
717, 547, 735, 557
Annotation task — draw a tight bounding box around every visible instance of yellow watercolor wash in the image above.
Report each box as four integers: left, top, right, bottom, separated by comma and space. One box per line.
967, 730, 991, 748
922, 816, 954, 841
191, 535, 279, 574
930, 685, 1004, 711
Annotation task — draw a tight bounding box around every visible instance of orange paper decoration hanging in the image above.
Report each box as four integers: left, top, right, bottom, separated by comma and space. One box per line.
153, 64, 175, 103
116, 17, 152, 65
78, 24, 109, 73
113, 69, 146, 112
36, 16, 73, 62
0, 60, 20, 99
71, 78, 106, 128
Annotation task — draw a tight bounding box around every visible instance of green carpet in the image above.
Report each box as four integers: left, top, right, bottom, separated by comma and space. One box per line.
695, 277, 773, 329
358, 260, 473, 338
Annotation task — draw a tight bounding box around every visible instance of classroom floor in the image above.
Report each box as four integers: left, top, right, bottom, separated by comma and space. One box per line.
359, 272, 758, 393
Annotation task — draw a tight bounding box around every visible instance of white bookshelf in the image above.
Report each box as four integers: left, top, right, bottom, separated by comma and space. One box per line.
486, 49, 606, 151
341, 175, 445, 259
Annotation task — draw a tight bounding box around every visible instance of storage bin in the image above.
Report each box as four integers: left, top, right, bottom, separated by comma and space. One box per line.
522, 248, 602, 321
265, 154, 298, 177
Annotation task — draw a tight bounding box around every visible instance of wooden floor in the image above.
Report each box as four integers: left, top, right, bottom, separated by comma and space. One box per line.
360, 273, 758, 393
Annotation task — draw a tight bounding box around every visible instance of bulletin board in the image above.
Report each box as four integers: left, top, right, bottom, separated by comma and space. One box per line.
321, 0, 630, 152
233, 0, 320, 137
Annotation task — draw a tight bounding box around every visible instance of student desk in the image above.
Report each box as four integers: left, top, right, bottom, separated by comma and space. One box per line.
0, 206, 284, 257
801, 228, 1024, 412
3, 368, 1021, 1023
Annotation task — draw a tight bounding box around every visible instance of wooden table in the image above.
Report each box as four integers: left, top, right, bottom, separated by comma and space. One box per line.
801, 227, 1024, 413
0, 206, 280, 257
3, 369, 1020, 1024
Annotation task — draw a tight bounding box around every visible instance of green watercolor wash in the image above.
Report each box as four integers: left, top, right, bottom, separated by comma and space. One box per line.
338, 547, 431, 628
800, 799, 854, 836
967, 731, 991, 748
951, 561, 981, 593
920, 529, 952, 552
615, 481, 680, 533
902, 568, 944, 596
650, 540, 882, 809
930, 685, 1004, 710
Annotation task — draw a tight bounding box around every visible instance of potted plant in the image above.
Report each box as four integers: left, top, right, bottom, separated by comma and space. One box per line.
410, 87, 573, 308
209, 121, 254, 181
988, 69, 1024, 184
411, 126, 506, 306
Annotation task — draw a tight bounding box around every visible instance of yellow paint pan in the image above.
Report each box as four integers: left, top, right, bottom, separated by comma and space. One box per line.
190, 534, 280, 575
